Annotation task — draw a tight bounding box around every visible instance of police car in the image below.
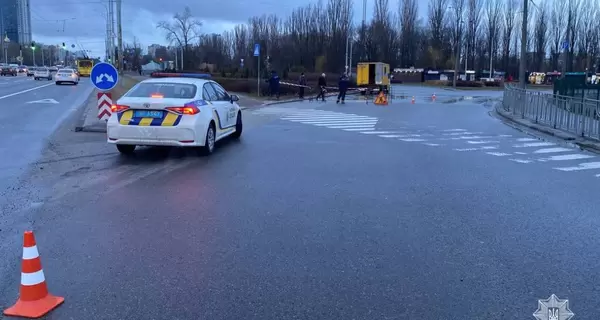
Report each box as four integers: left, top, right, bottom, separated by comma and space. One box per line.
107, 74, 243, 155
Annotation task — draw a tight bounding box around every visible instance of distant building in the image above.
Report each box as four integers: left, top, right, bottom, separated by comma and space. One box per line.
0, 0, 32, 44
147, 44, 162, 58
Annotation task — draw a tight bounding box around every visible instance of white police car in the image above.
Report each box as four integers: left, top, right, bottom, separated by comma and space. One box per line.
107, 74, 243, 155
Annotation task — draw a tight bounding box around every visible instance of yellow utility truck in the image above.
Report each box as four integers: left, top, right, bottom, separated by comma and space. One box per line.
356, 62, 390, 95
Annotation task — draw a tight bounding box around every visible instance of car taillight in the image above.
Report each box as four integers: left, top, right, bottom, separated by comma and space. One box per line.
111, 104, 130, 113
150, 93, 163, 98
165, 106, 200, 115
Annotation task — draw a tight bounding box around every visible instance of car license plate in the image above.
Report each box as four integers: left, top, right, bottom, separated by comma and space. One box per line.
134, 110, 163, 118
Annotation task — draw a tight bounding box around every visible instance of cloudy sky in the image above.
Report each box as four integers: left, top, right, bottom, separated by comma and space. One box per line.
31, 0, 419, 59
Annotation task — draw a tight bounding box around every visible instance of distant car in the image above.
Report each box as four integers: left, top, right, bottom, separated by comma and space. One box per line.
17, 65, 27, 73
55, 68, 79, 85
1, 65, 17, 76
27, 67, 36, 76
107, 76, 243, 155
33, 67, 52, 80
49, 66, 58, 73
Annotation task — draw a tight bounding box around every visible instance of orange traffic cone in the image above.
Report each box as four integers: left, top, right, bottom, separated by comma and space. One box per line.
432, 93, 436, 101
411, 96, 415, 104
4, 231, 64, 318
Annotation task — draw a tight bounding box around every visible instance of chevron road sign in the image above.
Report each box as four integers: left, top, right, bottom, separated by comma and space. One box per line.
97, 92, 112, 120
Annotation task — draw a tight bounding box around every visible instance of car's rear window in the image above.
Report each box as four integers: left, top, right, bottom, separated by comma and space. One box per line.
126, 82, 197, 99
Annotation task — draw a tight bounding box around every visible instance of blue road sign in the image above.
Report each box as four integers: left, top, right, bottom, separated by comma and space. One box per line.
90, 62, 119, 91
253, 43, 260, 57
562, 40, 569, 50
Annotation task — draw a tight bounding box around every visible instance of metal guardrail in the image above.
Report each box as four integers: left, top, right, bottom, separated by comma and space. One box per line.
501, 85, 600, 140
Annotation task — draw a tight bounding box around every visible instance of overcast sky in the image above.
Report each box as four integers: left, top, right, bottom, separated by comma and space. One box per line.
31, 0, 420, 59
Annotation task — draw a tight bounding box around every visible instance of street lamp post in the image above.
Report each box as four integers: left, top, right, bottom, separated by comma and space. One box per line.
3, 35, 9, 64
31, 45, 36, 66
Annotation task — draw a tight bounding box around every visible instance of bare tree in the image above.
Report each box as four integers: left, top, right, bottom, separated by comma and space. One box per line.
501, 0, 517, 72
427, 0, 449, 68
156, 6, 202, 69
564, 0, 581, 71
533, 3, 548, 71
485, 0, 502, 77
549, 0, 566, 70
465, 0, 483, 72
449, 0, 466, 87
398, 0, 419, 67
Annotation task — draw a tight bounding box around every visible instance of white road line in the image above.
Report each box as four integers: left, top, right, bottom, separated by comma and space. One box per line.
466, 140, 500, 144
423, 143, 441, 146
0, 82, 54, 100
379, 134, 405, 138
344, 128, 375, 131
554, 162, 600, 171
539, 154, 594, 161
300, 120, 377, 124
479, 146, 499, 150
399, 138, 426, 142
327, 125, 375, 129
533, 147, 573, 154
442, 132, 482, 136
513, 142, 555, 148
313, 121, 377, 126
442, 129, 467, 132
454, 148, 479, 151
449, 136, 496, 140
487, 152, 512, 156
514, 152, 527, 155
361, 131, 400, 134
516, 138, 539, 142
497, 134, 513, 137
509, 159, 532, 163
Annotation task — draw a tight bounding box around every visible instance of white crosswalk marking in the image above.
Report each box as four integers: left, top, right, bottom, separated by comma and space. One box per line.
467, 140, 500, 144
539, 154, 594, 161
487, 152, 512, 156
513, 142, 555, 148
256, 107, 379, 133
399, 138, 426, 142
554, 162, 600, 171
510, 159, 532, 163
442, 132, 482, 136
442, 129, 467, 132
361, 131, 400, 134
516, 138, 539, 142
533, 147, 572, 154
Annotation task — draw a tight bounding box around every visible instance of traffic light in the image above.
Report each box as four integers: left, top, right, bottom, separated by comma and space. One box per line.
62, 42, 65, 48
31, 42, 35, 50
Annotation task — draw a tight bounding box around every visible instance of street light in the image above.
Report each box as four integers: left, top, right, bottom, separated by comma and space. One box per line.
31, 42, 36, 66
3, 34, 9, 64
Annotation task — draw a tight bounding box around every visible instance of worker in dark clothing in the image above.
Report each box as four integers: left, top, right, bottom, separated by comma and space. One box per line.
315, 73, 327, 101
267, 71, 280, 99
298, 73, 307, 99
337, 73, 349, 104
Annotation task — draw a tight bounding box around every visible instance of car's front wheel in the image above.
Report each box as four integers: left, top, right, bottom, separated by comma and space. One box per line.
116, 144, 136, 155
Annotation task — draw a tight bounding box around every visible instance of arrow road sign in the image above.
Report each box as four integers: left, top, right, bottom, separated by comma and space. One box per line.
26, 98, 59, 104
254, 43, 260, 57
90, 62, 119, 91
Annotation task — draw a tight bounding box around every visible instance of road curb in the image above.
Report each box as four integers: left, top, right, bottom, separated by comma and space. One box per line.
494, 104, 600, 154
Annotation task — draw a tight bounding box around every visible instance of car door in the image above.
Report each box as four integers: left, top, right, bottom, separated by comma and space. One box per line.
202, 83, 230, 130
209, 82, 237, 127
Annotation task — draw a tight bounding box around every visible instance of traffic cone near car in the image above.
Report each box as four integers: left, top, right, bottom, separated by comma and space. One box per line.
3, 231, 64, 319
411, 96, 415, 104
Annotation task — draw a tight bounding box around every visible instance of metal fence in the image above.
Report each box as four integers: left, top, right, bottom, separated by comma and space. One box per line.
501, 85, 600, 140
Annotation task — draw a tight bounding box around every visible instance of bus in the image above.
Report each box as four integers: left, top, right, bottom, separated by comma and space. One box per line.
76, 59, 94, 77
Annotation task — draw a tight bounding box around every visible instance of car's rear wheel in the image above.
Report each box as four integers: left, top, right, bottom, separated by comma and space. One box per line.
199, 123, 216, 156
116, 144, 136, 155
231, 112, 242, 139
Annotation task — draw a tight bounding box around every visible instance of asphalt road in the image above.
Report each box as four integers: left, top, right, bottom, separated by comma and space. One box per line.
1, 93, 599, 319
0, 74, 93, 215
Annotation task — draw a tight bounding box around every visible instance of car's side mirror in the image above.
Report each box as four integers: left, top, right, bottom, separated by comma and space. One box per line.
230, 94, 240, 103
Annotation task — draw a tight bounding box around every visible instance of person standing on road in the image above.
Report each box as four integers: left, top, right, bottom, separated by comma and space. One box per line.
337, 72, 349, 104
316, 73, 327, 102
298, 73, 307, 99
268, 70, 281, 99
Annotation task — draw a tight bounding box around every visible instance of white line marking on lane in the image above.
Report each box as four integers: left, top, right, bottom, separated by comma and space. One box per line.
533, 147, 573, 154
466, 140, 500, 144
424, 143, 441, 146
509, 159, 532, 163
399, 138, 426, 142
442, 132, 482, 136
554, 162, 600, 171
539, 154, 595, 161
514, 152, 527, 155
361, 131, 401, 134
487, 152, 512, 156
343, 128, 375, 131
442, 129, 467, 132
0, 82, 55, 100
454, 148, 479, 151
516, 138, 539, 141
513, 142, 555, 148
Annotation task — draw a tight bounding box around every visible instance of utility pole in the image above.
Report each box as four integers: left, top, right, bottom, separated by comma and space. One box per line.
519, 0, 528, 89
108, 0, 115, 64
116, 0, 123, 73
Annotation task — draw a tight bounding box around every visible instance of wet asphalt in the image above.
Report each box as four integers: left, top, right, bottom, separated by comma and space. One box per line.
0, 84, 598, 319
